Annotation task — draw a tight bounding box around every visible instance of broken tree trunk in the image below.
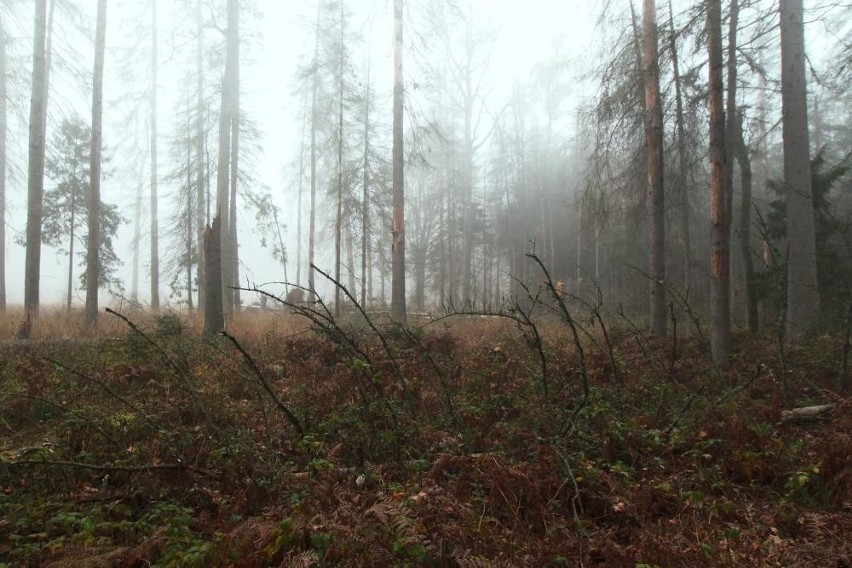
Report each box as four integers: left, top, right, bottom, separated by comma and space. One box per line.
203, 215, 224, 338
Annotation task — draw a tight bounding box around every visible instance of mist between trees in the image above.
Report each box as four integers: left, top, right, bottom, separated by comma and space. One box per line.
1, 0, 851, 351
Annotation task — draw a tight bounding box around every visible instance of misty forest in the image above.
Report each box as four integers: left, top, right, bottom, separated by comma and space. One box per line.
1, 0, 852, 565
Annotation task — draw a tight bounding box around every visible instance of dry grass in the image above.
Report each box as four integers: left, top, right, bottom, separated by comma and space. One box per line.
0, 305, 313, 342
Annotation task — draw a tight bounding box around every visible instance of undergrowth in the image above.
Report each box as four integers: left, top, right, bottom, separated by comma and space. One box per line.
0, 292, 849, 566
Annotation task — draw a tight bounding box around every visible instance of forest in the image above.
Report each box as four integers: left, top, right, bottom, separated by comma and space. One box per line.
1, 0, 851, 565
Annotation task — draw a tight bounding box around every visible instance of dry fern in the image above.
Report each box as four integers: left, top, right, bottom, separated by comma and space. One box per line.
280, 549, 319, 567
44, 546, 132, 568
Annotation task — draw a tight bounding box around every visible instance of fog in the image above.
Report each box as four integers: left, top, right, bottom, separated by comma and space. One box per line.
1, 0, 849, 320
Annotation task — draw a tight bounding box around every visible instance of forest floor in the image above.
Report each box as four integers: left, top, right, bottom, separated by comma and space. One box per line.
0, 305, 850, 567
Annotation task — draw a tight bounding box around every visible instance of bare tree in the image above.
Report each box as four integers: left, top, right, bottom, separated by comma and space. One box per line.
780, 0, 820, 341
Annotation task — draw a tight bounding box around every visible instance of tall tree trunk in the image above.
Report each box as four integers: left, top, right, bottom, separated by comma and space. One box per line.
308, 0, 321, 301
780, 0, 820, 341
186, 109, 194, 311
725, 0, 740, 326
42, 0, 55, 127
149, 0, 160, 311
576, 190, 582, 294
643, 0, 667, 336
67, 184, 75, 312
335, 7, 344, 317
214, 65, 230, 313
215, 0, 238, 318
361, 53, 371, 307
667, 0, 691, 290
296, 89, 308, 288
195, 0, 206, 315
346, 224, 356, 295
131, 183, 142, 303
227, 0, 240, 315
229, 91, 240, 314
708, 0, 731, 365
0, 21, 6, 312
86, 0, 107, 326
462, 69, 473, 307
734, 111, 758, 332
390, 0, 407, 324
24, 0, 49, 325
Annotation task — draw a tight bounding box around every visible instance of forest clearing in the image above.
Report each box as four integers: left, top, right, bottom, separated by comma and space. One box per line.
2, 0, 852, 564
0, 299, 849, 566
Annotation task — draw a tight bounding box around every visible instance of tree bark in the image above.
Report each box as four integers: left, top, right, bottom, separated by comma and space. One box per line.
390, 0, 407, 324
780, 0, 820, 341
643, 0, 667, 336
24, 0, 49, 325
708, 0, 731, 365
86, 0, 107, 326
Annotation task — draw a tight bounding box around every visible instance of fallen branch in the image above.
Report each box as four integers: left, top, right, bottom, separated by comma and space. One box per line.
780, 404, 835, 422
5, 459, 190, 473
